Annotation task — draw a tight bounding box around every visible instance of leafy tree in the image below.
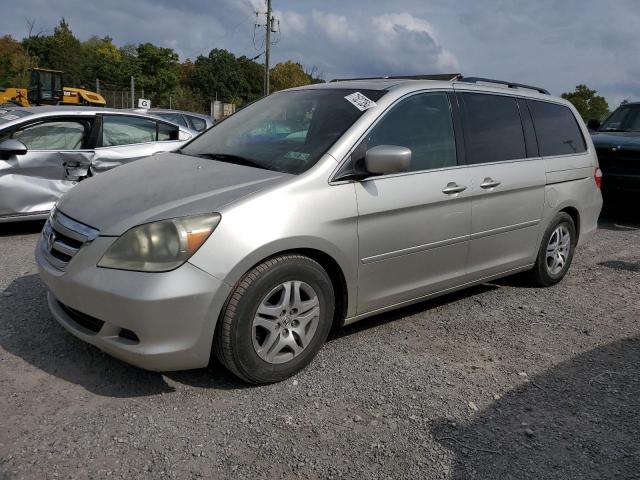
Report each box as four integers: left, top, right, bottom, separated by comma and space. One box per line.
80, 36, 125, 89
561, 85, 609, 122
0, 35, 31, 88
135, 42, 180, 105
270, 61, 312, 92
48, 19, 85, 86
189, 48, 262, 108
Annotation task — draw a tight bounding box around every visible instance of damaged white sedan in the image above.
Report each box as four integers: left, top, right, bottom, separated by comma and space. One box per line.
0, 106, 195, 222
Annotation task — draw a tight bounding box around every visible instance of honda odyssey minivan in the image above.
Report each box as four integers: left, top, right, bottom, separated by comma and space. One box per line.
36, 76, 603, 384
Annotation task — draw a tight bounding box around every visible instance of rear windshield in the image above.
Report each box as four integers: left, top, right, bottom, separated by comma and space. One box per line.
0, 109, 31, 125
181, 88, 386, 174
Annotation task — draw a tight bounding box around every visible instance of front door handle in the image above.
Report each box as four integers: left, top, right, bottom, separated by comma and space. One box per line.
442, 182, 467, 194
480, 178, 501, 189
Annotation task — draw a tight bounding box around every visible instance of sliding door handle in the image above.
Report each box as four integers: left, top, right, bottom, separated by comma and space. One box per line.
480, 178, 501, 189
442, 183, 467, 194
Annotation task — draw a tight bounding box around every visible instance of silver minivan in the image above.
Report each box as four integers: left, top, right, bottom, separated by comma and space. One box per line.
36, 77, 603, 383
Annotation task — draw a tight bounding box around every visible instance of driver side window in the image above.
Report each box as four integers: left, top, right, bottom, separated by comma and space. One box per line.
362, 91, 457, 172
11, 120, 89, 151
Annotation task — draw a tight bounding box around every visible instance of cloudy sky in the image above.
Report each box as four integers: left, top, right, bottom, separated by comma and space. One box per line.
2, 0, 639, 105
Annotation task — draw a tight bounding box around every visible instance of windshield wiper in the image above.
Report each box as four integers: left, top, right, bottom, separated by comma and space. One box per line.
600, 128, 629, 132
194, 153, 268, 170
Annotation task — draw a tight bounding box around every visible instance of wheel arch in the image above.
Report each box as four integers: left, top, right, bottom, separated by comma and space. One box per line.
219, 239, 355, 328
559, 205, 581, 242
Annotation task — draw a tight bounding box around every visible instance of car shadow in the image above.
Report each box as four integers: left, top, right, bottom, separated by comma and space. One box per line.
0, 219, 45, 237
0, 274, 247, 398
431, 336, 639, 479
2, 273, 502, 396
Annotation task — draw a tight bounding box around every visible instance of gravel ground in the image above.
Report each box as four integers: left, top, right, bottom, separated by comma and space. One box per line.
1, 204, 638, 480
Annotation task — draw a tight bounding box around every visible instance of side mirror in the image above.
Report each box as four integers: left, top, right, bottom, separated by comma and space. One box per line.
364, 145, 411, 175
0, 139, 27, 160
587, 119, 601, 131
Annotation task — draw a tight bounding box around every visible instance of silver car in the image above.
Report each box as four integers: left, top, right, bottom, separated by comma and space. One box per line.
0, 106, 195, 222
142, 109, 214, 132
36, 77, 603, 384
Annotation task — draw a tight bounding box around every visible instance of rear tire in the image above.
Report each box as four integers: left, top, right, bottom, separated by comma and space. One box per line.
214, 255, 334, 384
528, 212, 577, 287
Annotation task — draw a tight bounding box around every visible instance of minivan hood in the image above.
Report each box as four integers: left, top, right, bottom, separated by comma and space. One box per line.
57, 152, 292, 235
591, 131, 640, 151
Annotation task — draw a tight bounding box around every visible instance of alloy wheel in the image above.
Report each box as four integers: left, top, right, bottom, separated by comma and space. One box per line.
546, 224, 571, 275
251, 280, 321, 364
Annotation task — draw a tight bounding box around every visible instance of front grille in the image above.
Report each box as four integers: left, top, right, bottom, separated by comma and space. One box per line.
42, 209, 99, 270
58, 301, 105, 334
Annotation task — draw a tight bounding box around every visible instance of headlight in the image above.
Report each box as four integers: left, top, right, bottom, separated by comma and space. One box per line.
98, 213, 221, 272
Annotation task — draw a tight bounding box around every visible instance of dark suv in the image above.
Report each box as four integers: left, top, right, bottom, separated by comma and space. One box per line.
591, 102, 640, 195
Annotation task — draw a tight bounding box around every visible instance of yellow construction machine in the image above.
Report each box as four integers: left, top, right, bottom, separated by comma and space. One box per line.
0, 68, 106, 107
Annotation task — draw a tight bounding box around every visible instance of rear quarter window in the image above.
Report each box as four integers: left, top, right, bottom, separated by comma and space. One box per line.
527, 100, 587, 156
186, 115, 207, 132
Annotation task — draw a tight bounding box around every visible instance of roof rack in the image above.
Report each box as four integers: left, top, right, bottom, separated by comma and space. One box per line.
456, 76, 549, 95
330, 73, 462, 82
328, 73, 550, 95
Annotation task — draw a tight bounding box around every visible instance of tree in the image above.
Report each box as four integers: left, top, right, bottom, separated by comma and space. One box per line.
270, 61, 312, 92
81, 36, 125, 89
188, 48, 258, 108
0, 35, 31, 88
561, 85, 609, 122
135, 43, 180, 105
48, 19, 84, 86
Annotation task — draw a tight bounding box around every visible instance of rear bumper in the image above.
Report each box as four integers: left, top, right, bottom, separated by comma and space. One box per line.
37, 238, 232, 371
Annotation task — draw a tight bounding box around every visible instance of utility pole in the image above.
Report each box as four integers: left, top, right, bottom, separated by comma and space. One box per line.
264, 0, 273, 96
95, 78, 100, 94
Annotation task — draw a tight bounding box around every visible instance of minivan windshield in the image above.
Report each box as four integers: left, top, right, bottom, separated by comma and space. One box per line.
600, 104, 640, 132
180, 88, 386, 174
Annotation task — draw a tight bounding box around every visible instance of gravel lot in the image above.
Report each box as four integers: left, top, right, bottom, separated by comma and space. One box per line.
1, 204, 639, 480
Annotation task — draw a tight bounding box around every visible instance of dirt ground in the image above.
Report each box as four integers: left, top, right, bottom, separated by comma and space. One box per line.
1, 202, 638, 479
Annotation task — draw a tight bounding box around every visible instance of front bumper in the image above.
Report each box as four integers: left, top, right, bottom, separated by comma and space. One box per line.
36, 236, 232, 371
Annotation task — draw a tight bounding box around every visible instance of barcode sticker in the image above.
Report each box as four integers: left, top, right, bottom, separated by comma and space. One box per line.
344, 92, 377, 111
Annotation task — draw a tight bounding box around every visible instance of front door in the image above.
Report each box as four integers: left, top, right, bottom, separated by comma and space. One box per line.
0, 117, 93, 217
354, 91, 473, 314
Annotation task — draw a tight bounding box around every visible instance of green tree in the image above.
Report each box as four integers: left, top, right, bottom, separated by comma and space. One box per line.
0, 35, 31, 88
135, 43, 180, 106
48, 18, 85, 86
189, 48, 252, 108
270, 61, 312, 92
81, 36, 125, 89
561, 85, 609, 122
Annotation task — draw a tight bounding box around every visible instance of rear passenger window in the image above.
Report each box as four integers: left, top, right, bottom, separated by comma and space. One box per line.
362, 91, 457, 172
527, 100, 587, 156
459, 93, 526, 164
101, 115, 157, 147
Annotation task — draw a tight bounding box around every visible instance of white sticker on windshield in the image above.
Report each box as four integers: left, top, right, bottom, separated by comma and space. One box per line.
0, 114, 19, 121
344, 92, 377, 111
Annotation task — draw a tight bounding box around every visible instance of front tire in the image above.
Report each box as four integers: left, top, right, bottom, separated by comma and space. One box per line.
528, 212, 577, 286
214, 255, 335, 384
